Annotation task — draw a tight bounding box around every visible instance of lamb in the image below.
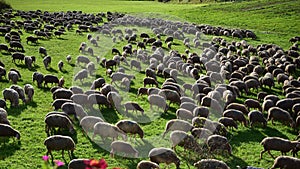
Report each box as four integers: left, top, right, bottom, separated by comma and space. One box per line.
130, 59, 141, 72
44, 135, 75, 160
248, 110, 267, 127
79, 115, 104, 133
10, 85, 26, 104
52, 88, 73, 100
218, 117, 238, 129
43, 56, 51, 69
32, 72, 44, 88
223, 109, 248, 126
44, 74, 59, 87
191, 128, 213, 141
61, 102, 88, 120
76, 55, 90, 65
148, 94, 169, 113
3, 88, 19, 107
24, 56, 33, 69
116, 120, 144, 139
206, 134, 232, 155
0, 124, 20, 140
0, 108, 9, 125
169, 130, 201, 152
93, 121, 127, 141
194, 159, 229, 169
244, 99, 262, 111
74, 69, 88, 83
39, 47, 47, 56
267, 107, 295, 128
176, 108, 194, 121
88, 93, 111, 109
260, 137, 300, 159
0, 99, 7, 109
8, 70, 19, 84
58, 60, 63, 72
270, 156, 300, 169
110, 140, 138, 158
44, 114, 75, 136
52, 99, 72, 110
90, 78, 106, 90
124, 101, 144, 115
163, 119, 193, 138
148, 147, 180, 169
136, 160, 160, 169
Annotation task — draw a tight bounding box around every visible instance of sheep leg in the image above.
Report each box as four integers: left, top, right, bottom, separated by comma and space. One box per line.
267, 150, 275, 159
62, 150, 65, 159
260, 149, 266, 159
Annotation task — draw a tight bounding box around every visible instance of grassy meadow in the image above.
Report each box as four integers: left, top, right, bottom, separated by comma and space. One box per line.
0, 0, 299, 168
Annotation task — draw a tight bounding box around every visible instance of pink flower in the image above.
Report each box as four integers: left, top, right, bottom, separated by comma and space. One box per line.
42, 155, 49, 161
54, 160, 65, 167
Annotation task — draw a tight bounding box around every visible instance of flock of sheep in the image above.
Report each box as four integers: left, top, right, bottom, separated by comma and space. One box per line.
0, 8, 300, 169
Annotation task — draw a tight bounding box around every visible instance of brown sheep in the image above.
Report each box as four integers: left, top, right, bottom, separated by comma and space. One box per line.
223, 109, 248, 126
267, 107, 295, 128
248, 110, 267, 128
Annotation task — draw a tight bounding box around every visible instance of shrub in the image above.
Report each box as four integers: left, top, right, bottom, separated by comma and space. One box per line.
0, 0, 12, 11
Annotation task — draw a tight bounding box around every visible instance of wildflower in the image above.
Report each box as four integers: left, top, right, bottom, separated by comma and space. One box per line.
54, 160, 65, 167
42, 155, 49, 161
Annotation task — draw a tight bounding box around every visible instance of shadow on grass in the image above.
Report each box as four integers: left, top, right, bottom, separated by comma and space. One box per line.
47, 67, 58, 73
0, 139, 21, 160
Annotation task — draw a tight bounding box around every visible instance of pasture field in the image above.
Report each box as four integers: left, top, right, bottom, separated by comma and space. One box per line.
0, 0, 299, 168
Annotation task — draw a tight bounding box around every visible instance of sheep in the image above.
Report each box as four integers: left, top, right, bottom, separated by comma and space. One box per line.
58, 60, 63, 72
24, 56, 33, 69
143, 77, 158, 88
110, 140, 138, 158
270, 156, 300, 169
137, 87, 148, 97
207, 134, 232, 155
158, 89, 181, 106
70, 94, 89, 106
218, 117, 238, 129
69, 86, 84, 94
191, 128, 213, 141
264, 95, 280, 104
8, 70, 19, 84
45, 114, 75, 136
105, 59, 117, 70
68, 159, 90, 169
244, 99, 262, 111
0, 99, 7, 109
267, 107, 295, 128
44, 135, 75, 160
130, 59, 141, 72
226, 103, 249, 115
148, 94, 169, 113
110, 72, 135, 84
11, 52, 25, 63
52, 99, 72, 110
0, 108, 9, 125
193, 106, 210, 118
0, 124, 20, 140
10, 85, 26, 104
124, 102, 144, 115
39, 47, 47, 56
223, 109, 248, 126
120, 77, 131, 90
86, 62, 95, 75
136, 160, 160, 169
43, 56, 51, 69
74, 69, 88, 83
3, 88, 19, 107
176, 108, 194, 121
100, 84, 118, 96
90, 78, 105, 90
32, 72, 44, 88
192, 117, 228, 136
116, 120, 144, 139
169, 130, 202, 152
145, 68, 156, 80
260, 137, 300, 159
276, 98, 294, 112
93, 121, 127, 141
0, 66, 6, 79
163, 119, 193, 138
76, 55, 90, 65
88, 93, 111, 109
248, 110, 267, 128
194, 159, 229, 169
79, 115, 104, 133
52, 88, 73, 100
61, 102, 87, 120
43, 74, 59, 87
148, 147, 180, 169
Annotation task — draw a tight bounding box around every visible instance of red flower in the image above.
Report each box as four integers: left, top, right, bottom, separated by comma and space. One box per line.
85, 158, 108, 169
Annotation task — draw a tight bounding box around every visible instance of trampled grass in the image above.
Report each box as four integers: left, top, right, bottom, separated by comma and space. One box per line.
0, 0, 299, 168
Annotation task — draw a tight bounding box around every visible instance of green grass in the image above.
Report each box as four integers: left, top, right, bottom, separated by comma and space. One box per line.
0, 0, 299, 168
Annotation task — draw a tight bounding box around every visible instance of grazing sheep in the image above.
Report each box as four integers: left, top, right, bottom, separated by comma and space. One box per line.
61, 102, 87, 120
0, 124, 20, 140
24, 56, 33, 69
86, 62, 95, 75
158, 89, 181, 106
32, 72, 44, 88
124, 102, 144, 115
110, 140, 138, 158
144, 77, 158, 88
0, 108, 9, 125
192, 117, 228, 136
58, 60, 64, 72
207, 134, 232, 155
193, 106, 210, 118
93, 121, 127, 141
90, 78, 106, 90
130, 60, 141, 72
0, 99, 7, 109
88, 93, 111, 109
194, 159, 229, 169
3, 88, 19, 107
69, 86, 84, 94
116, 120, 144, 139
244, 99, 262, 111
0, 66, 6, 79
43, 56, 51, 69
52, 88, 73, 100
74, 69, 88, 83
100, 84, 118, 96
10, 85, 26, 104
276, 98, 294, 112
191, 128, 213, 140
169, 130, 201, 152
137, 87, 148, 97
136, 160, 160, 169
70, 94, 89, 106
8, 70, 19, 84
267, 107, 295, 128
226, 103, 249, 115
45, 114, 75, 136
260, 137, 300, 159
52, 99, 72, 110
44, 135, 75, 160
110, 72, 135, 84
39, 47, 47, 56
79, 115, 104, 132
66, 55, 71, 63
105, 59, 117, 70
218, 117, 238, 129
120, 77, 131, 90
148, 147, 180, 169
44, 74, 59, 87
248, 110, 267, 127
176, 108, 194, 121
257, 91, 268, 101
76, 56, 90, 65
145, 68, 156, 80
223, 109, 248, 126
11, 52, 25, 63
148, 94, 169, 113
163, 119, 193, 138
270, 156, 300, 169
